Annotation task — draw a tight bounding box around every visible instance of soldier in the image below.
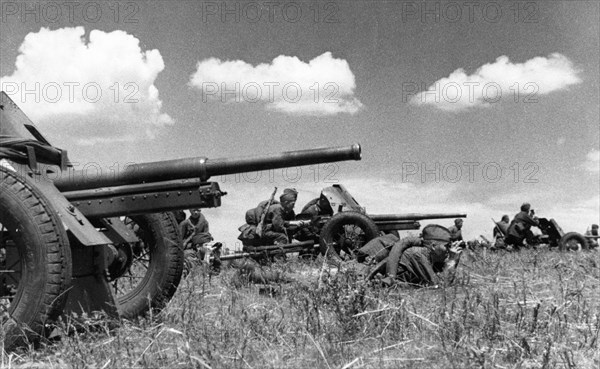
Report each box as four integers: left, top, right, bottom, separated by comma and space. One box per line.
293, 192, 334, 249
448, 218, 463, 241
494, 215, 510, 238
180, 209, 213, 266
261, 188, 298, 245
354, 232, 400, 264
173, 210, 187, 225
492, 215, 510, 250
300, 192, 333, 218
505, 203, 539, 250
586, 224, 599, 249
239, 188, 298, 247
363, 224, 463, 287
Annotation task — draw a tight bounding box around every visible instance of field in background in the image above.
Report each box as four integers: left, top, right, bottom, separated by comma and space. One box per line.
2, 248, 599, 369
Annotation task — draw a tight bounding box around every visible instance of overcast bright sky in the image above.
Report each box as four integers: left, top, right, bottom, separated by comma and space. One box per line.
1, 0, 598, 249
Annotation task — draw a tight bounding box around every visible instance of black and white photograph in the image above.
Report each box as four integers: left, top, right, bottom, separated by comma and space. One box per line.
1, 0, 599, 367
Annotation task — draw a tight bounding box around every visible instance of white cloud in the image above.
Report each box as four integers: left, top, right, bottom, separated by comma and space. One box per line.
545, 194, 600, 234
410, 53, 581, 111
189, 52, 363, 116
0, 27, 173, 145
581, 149, 599, 172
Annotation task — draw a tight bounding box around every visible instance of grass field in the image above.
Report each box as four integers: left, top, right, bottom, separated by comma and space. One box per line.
2, 248, 599, 369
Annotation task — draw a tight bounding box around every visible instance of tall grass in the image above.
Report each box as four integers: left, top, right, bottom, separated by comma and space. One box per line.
3, 248, 599, 368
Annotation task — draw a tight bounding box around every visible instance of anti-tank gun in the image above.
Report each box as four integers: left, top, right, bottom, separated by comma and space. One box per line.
529, 217, 590, 251
292, 184, 467, 259
0, 91, 361, 349
490, 215, 592, 251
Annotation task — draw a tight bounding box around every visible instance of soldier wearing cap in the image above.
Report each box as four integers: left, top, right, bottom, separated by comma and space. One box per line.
180, 208, 213, 249
260, 188, 298, 245
448, 218, 464, 241
506, 203, 539, 250
359, 225, 463, 287
180, 208, 213, 268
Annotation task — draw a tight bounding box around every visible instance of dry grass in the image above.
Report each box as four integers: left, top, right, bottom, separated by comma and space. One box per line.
2, 248, 599, 369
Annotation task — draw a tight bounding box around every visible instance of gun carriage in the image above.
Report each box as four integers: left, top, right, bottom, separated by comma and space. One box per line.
0, 91, 361, 349
536, 218, 591, 251
491, 216, 592, 251
527, 218, 590, 251
287, 184, 467, 259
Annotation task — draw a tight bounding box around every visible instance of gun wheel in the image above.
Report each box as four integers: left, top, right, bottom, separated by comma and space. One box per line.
559, 232, 588, 252
1, 168, 71, 350
112, 213, 183, 319
319, 212, 379, 260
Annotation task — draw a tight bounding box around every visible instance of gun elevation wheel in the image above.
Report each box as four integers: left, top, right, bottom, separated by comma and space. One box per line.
1, 168, 72, 350
319, 212, 379, 260
559, 232, 588, 252
113, 213, 183, 319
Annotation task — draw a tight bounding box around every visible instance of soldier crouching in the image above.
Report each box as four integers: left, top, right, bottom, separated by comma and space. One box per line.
238, 188, 298, 248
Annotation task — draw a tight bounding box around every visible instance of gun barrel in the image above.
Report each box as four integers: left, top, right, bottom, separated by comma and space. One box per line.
218, 241, 315, 261
369, 213, 467, 222
54, 144, 361, 192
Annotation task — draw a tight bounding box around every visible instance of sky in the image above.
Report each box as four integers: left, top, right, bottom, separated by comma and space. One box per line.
1, 0, 598, 249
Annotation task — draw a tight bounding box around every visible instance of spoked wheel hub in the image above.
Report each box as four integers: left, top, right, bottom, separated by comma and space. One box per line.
319, 212, 380, 260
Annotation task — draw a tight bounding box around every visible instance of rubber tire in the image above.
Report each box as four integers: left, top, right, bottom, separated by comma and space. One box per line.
319, 212, 379, 260
115, 212, 183, 319
559, 232, 589, 252
0, 168, 72, 350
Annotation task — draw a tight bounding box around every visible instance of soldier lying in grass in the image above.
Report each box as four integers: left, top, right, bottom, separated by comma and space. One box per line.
358, 224, 464, 288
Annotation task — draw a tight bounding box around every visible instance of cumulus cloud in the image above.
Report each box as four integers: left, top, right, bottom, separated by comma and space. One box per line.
0, 27, 173, 145
581, 149, 600, 172
189, 52, 363, 116
545, 194, 600, 234
410, 53, 581, 111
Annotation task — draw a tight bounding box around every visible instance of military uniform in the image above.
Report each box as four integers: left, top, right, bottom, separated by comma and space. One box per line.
300, 194, 333, 218
506, 210, 538, 248
173, 210, 186, 224
238, 188, 298, 247
360, 225, 462, 287
448, 225, 463, 241
355, 232, 400, 263
585, 225, 598, 248
494, 219, 509, 238
261, 203, 296, 245
448, 219, 463, 241
180, 211, 213, 270
180, 213, 212, 248
295, 195, 333, 246
390, 243, 448, 286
